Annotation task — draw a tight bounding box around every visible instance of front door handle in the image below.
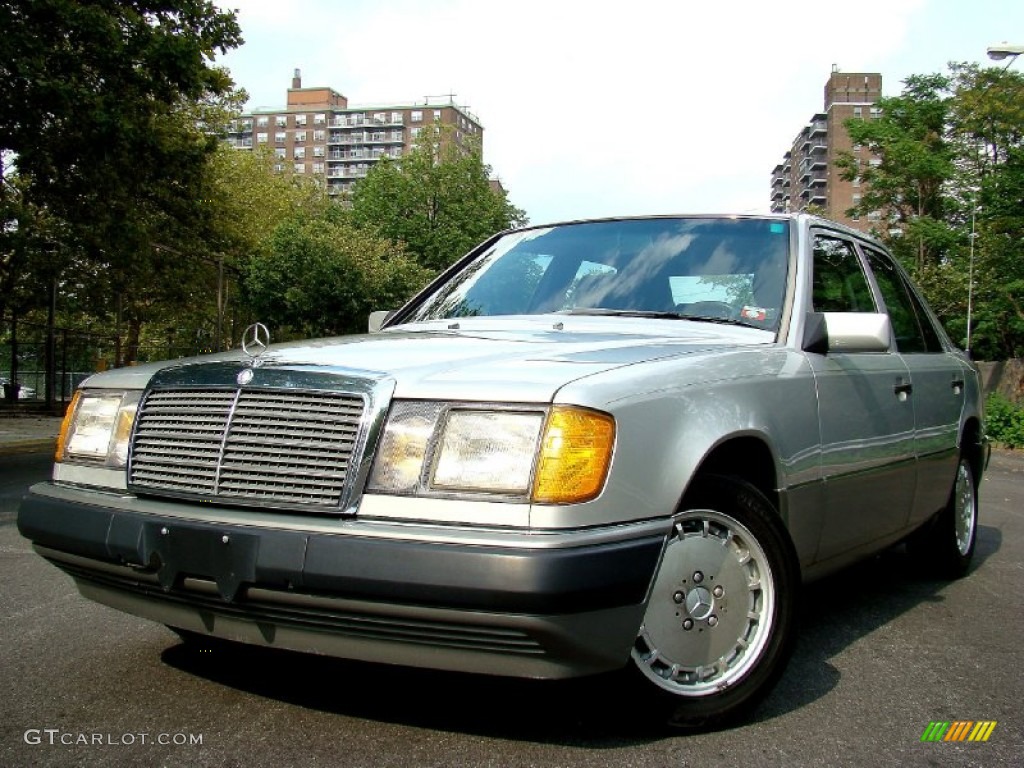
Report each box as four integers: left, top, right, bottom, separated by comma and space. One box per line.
894, 381, 913, 401
951, 377, 965, 395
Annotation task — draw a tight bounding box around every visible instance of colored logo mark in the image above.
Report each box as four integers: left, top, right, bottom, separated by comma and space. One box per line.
921, 721, 997, 742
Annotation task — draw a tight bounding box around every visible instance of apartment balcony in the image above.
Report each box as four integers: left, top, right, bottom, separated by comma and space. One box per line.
331, 113, 406, 129
326, 165, 371, 180
809, 121, 827, 137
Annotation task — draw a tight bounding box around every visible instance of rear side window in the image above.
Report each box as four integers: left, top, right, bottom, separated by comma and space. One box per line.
812, 235, 876, 313
862, 247, 942, 353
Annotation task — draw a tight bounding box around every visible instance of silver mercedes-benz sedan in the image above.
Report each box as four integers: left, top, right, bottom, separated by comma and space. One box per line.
19, 214, 988, 728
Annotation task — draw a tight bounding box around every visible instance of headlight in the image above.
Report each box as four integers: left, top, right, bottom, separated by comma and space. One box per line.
432, 410, 545, 494
368, 401, 615, 504
57, 389, 141, 468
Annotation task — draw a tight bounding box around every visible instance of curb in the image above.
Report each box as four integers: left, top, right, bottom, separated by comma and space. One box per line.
0, 438, 57, 457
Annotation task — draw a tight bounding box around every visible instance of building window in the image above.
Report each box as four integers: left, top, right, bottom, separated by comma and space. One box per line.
314, 113, 326, 125
294, 163, 305, 174
433, 109, 442, 121
273, 163, 284, 172
853, 106, 862, 118
870, 107, 882, 119
410, 127, 422, 139
374, 112, 386, 124
313, 162, 325, 174
391, 112, 402, 124
256, 132, 268, 143
274, 148, 286, 158
411, 110, 422, 122
275, 132, 286, 144
256, 116, 269, 127
294, 147, 305, 160
313, 146, 325, 157
276, 116, 287, 128
295, 114, 307, 127
294, 131, 306, 143
313, 130, 326, 142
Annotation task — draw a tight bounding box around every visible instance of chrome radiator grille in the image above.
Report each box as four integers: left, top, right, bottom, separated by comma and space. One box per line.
129, 388, 367, 510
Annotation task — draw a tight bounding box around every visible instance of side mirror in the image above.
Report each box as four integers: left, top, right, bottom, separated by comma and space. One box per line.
368, 310, 395, 334
802, 312, 892, 354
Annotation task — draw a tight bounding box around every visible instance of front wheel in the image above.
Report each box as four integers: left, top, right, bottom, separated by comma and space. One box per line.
629, 476, 799, 729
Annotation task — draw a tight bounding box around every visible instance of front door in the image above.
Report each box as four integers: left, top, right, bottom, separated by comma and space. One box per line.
806, 233, 917, 563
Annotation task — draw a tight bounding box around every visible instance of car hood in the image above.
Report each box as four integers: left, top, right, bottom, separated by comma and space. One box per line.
85, 316, 774, 403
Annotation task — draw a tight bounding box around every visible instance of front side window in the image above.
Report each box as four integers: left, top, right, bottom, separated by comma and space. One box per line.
812, 235, 875, 313
403, 218, 791, 331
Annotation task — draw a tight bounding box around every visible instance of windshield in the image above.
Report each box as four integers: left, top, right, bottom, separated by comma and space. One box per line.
405, 218, 791, 331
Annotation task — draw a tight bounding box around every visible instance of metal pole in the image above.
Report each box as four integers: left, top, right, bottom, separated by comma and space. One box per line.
966, 205, 976, 354
216, 256, 224, 352
45, 276, 56, 408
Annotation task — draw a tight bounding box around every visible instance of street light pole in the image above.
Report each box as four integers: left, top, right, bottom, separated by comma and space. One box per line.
964, 43, 1024, 355
966, 204, 977, 354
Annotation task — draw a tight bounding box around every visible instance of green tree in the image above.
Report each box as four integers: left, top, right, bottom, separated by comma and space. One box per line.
0, 0, 243, 346
835, 74, 957, 273
835, 65, 1024, 358
350, 125, 527, 272
243, 207, 432, 338
949, 64, 1024, 359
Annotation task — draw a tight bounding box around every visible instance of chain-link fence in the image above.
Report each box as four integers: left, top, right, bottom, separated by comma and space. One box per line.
2, 317, 233, 408
1, 317, 117, 408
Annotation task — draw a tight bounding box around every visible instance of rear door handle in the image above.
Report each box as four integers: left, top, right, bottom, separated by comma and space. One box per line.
951, 377, 965, 394
894, 382, 913, 400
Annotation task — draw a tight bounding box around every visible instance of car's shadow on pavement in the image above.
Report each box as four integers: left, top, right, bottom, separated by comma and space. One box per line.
160, 524, 1002, 747
754, 522, 1001, 725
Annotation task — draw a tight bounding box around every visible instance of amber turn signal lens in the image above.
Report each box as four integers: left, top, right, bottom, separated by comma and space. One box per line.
532, 406, 615, 504
54, 390, 82, 463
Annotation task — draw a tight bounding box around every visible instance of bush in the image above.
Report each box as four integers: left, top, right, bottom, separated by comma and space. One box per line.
985, 393, 1024, 449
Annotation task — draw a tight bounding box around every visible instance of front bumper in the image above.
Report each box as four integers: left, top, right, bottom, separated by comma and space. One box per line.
18, 484, 665, 679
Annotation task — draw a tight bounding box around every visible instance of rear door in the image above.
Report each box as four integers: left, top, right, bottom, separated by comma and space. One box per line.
860, 246, 963, 528
806, 232, 917, 563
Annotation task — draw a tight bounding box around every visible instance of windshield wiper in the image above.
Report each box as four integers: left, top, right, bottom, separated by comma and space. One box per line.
557, 308, 756, 328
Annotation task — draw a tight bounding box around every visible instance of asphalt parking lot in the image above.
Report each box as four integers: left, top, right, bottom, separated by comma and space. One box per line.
1, 448, 1021, 767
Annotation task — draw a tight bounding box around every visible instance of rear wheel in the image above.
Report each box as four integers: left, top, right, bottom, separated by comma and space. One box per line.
909, 456, 978, 579
629, 476, 799, 729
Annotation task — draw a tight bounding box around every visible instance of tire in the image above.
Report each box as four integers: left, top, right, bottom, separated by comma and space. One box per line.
628, 475, 799, 729
908, 456, 978, 579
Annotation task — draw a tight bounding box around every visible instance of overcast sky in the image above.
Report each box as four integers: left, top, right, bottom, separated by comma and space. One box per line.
213, 0, 1024, 225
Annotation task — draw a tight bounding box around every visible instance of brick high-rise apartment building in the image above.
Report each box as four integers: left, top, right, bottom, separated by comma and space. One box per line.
771, 69, 883, 231
227, 70, 484, 197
